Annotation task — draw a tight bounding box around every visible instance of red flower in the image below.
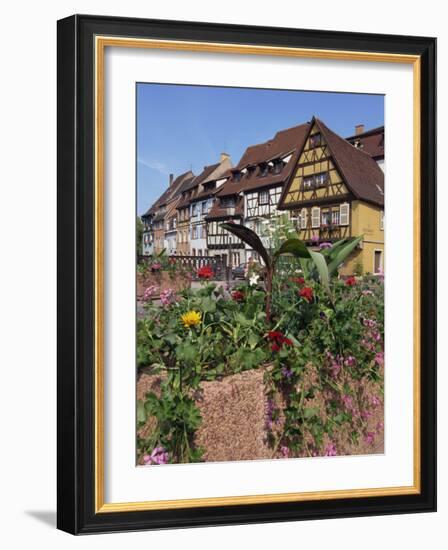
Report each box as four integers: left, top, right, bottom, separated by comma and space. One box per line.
267, 331, 284, 341
231, 290, 245, 302
197, 265, 214, 279
299, 287, 314, 302
168, 257, 176, 265
291, 276, 305, 286
345, 276, 356, 286
267, 331, 293, 352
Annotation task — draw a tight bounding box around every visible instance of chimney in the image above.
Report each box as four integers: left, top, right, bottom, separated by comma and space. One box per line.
169, 173, 174, 186
355, 124, 365, 136
220, 152, 230, 163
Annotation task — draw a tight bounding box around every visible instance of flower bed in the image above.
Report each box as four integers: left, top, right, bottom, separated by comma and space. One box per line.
136, 219, 384, 465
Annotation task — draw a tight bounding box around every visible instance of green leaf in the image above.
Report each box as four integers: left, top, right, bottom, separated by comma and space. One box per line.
327, 235, 363, 276
220, 223, 271, 269
137, 400, 146, 423
274, 238, 311, 261
309, 250, 330, 290
304, 407, 319, 419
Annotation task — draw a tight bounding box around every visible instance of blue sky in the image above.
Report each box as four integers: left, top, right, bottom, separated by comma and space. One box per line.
137, 83, 384, 215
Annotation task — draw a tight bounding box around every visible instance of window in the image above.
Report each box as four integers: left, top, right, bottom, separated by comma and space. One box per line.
380, 210, 384, 231
192, 204, 197, 216
314, 172, 328, 188
273, 160, 284, 174
331, 208, 340, 226
311, 207, 321, 228
309, 133, 322, 148
340, 203, 350, 226
374, 250, 383, 274
201, 201, 207, 214
321, 210, 331, 227
300, 208, 308, 229
303, 176, 314, 190
259, 163, 269, 177
259, 190, 269, 205
221, 197, 235, 208
192, 226, 197, 239
233, 171, 242, 182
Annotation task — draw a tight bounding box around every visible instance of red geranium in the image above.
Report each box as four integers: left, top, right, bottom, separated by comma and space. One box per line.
267, 330, 293, 352
290, 276, 305, 286
231, 290, 245, 302
299, 286, 314, 302
345, 276, 356, 287
197, 265, 214, 279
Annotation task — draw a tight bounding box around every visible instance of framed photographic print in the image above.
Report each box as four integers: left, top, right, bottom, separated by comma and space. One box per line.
57, 14, 436, 534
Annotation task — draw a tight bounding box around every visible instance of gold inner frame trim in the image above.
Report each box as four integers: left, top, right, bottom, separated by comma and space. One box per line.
94, 35, 421, 514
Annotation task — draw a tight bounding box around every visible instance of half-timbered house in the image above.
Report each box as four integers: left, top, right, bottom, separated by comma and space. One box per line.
346, 124, 385, 171
141, 171, 193, 255
279, 117, 384, 275
207, 123, 309, 264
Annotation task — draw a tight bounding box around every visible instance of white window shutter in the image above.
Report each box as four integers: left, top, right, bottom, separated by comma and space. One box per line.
301, 208, 307, 229
340, 203, 350, 226
311, 207, 320, 228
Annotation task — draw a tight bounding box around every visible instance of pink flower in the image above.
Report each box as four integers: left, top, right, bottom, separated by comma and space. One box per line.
280, 446, 290, 458
143, 446, 169, 465
342, 395, 355, 412
325, 443, 337, 456
344, 355, 356, 367
151, 262, 162, 271
375, 352, 384, 366
143, 284, 159, 301
364, 431, 376, 445
160, 288, 177, 306
370, 395, 381, 407
361, 410, 373, 420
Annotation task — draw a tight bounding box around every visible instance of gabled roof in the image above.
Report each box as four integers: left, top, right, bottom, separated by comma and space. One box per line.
141, 170, 193, 218
345, 126, 384, 160
314, 118, 384, 206
206, 195, 244, 220
216, 123, 309, 197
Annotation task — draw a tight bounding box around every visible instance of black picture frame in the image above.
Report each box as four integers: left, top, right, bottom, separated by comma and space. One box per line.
57, 14, 436, 534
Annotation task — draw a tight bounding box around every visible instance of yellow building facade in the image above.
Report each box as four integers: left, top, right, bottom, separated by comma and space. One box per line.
280, 117, 384, 276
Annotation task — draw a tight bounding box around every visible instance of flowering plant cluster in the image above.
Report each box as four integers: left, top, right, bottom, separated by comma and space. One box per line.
137, 215, 384, 464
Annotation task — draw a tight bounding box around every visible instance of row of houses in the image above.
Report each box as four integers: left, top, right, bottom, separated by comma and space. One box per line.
141, 117, 385, 275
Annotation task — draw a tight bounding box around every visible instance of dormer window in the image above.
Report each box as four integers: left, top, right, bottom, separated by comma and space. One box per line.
233, 171, 242, 182
273, 159, 284, 174
221, 197, 235, 208
259, 163, 269, 177
309, 133, 322, 148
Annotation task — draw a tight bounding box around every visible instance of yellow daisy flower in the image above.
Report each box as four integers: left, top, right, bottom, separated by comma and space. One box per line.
181, 310, 202, 328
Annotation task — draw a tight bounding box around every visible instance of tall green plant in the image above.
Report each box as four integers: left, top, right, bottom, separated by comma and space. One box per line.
221, 223, 362, 320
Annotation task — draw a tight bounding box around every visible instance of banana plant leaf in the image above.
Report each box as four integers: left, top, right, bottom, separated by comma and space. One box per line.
327, 235, 363, 275
220, 223, 271, 269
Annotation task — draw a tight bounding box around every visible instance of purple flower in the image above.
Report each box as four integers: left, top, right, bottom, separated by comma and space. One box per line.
281, 366, 293, 379
151, 262, 162, 271
319, 242, 332, 249
325, 443, 337, 456
361, 410, 373, 420
376, 421, 384, 431
364, 431, 376, 445
311, 234, 319, 244
375, 352, 384, 366
143, 446, 169, 465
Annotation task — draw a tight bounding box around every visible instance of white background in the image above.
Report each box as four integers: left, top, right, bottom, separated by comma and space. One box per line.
0, 0, 444, 548
105, 48, 414, 503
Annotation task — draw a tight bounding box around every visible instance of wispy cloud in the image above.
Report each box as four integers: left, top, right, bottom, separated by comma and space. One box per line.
138, 157, 169, 175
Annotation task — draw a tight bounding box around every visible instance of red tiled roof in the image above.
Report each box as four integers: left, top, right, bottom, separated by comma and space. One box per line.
315, 118, 384, 207
205, 196, 244, 220
216, 123, 309, 197
142, 170, 193, 218
346, 126, 384, 160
